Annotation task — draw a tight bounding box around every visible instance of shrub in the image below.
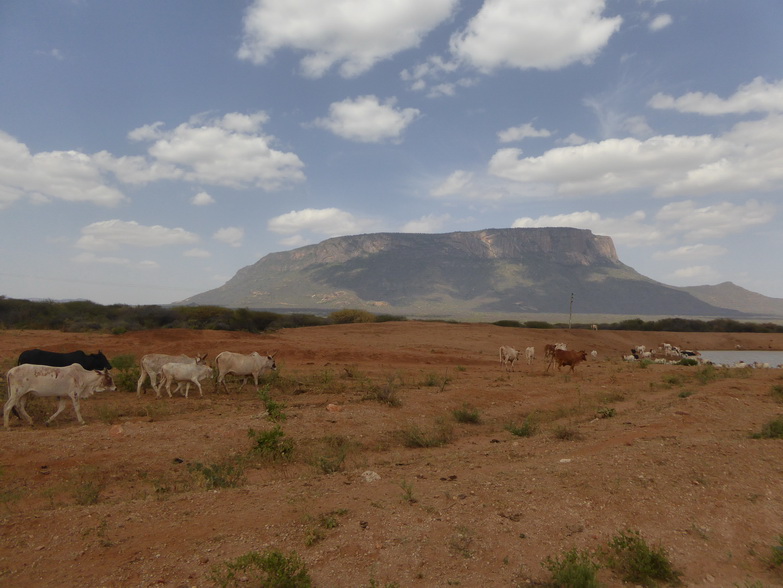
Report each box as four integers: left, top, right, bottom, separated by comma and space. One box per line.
542, 547, 600, 588
601, 529, 680, 586
210, 550, 312, 588
311, 436, 351, 474
677, 358, 700, 366
452, 403, 481, 424
493, 320, 522, 328
751, 417, 783, 439
771, 385, 783, 403
248, 425, 295, 461
771, 534, 783, 568
363, 374, 402, 407
189, 457, 246, 489
596, 407, 616, 419
398, 420, 453, 448
258, 385, 287, 422
505, 416, 538, 437
328, 309, 376, 324
553, 424, 582, 441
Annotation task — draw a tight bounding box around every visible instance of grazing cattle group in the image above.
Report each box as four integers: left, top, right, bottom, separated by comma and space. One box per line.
4, 330, 728, 431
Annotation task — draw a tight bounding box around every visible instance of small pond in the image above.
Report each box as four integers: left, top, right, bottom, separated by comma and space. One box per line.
697, 350, 783, 367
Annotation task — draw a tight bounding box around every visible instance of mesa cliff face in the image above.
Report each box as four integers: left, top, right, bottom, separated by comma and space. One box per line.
178, 227, 742, 318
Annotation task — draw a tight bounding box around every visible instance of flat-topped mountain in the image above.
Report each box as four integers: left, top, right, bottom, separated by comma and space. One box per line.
178, 228, 781, 318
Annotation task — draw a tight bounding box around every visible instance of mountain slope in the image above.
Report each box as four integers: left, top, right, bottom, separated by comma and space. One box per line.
178, 228, 751, 318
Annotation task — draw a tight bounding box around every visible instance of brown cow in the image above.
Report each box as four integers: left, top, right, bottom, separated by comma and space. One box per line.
551, 349, 588, 373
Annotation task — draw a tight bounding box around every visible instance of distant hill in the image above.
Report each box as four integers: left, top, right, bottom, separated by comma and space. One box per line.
679, 282, 783, 318
177, 227, 776, 319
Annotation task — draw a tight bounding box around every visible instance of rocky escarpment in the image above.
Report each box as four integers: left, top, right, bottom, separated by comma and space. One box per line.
177, 227, 743, 318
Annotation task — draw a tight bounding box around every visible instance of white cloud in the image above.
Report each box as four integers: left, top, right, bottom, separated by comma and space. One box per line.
71, 252, 160, 270
488, 111, 783, 198
213, 227, 244, 248
450, 0, 622, 72
75, 220, 199, 251
0, 131, 127, 209
652, 243, 728, 261
130, 112, 305, 190
648, 14, 672, 32
511, 210, 665, 247
498, 122, 552, 143
561, 133, 587, 146
400, 213, 452, 233
268, 207, 375, 237
191, 191, 215, 206
312, 96, 420, 143
649, 77, 783, 115
668, 265, 720, 283
184, 248, 211, 258
656, 199, 775, 241
237, 0, 457, 78
431, 170, 474, 197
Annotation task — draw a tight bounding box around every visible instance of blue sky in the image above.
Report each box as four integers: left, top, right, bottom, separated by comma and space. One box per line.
2, 0, 782, 306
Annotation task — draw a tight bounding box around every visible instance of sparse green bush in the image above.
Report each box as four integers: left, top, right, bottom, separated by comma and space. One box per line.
493, 320, 522, 328
601, 529, 680, 586
751, 417, 783, 439
596, 407, 616, 419
398, 419, 454, 448
452, 403, 481, 424
677, 358, 699, 366
771, 385, 783, 403
188, 457, 246, 489
542, 547, 600, 588
258, 385, 287, 422
694, 364, 720, 384
311, 435, 351, 474
210, 549, 312, 588
363, 374, 402, 407
506, 416, 538, 437
73, 479, 102, 505
110, 354, 136, 371
553, 424, 582, 441
248, 425, 295, 461
770, 534, 783, 568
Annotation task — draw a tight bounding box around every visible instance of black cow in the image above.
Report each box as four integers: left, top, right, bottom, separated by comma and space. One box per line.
17, 349, 113, 370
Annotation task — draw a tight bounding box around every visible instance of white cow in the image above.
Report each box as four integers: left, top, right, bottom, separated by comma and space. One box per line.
4, 364, 115, 429
499, 346, 519, 372
136, 353, 207, 396
160, 363, 214, 398
215, 351, 277, 392
524, 346, 535, 365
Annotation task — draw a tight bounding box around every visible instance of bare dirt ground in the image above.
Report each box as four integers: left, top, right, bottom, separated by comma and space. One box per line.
0, 322, 782, 587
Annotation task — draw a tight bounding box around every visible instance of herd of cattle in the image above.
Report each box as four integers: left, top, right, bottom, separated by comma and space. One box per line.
3, 348, 277, 429
4, 338, 751, 429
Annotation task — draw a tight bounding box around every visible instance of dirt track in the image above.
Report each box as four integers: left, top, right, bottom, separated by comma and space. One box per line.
1, 323, 782, 587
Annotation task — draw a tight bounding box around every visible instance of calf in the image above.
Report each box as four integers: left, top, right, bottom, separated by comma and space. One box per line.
499, 346, 519, 372
137, 353, 207, 396
525, 346, 535, 365
159, 363, 214, 398
4, 364, 115, 428
551, 349, 588, 373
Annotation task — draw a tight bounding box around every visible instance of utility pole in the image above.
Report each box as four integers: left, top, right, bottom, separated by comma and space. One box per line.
568, 292, 574, 329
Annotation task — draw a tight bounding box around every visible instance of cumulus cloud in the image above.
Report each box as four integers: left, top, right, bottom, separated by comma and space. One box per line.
431, 170, 474, 197
191, 191, 215, 206
0, 131, 127, 209
652, 243, 728, 261
450, 0, 622, 72
213, 227, 244, 247
512, 210, 665, 247
129, 112, 305, 190
649, 77, 783, 115
488, 112, 783, 198
497, 122, 552, 143
237, 0, 457, 78
648, 14, 672, 32
268, 207, 376, 239
400, 213, 452, 233
312, 96, 420, 143
656, 199, 775, 241
75, 220, 199, 251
